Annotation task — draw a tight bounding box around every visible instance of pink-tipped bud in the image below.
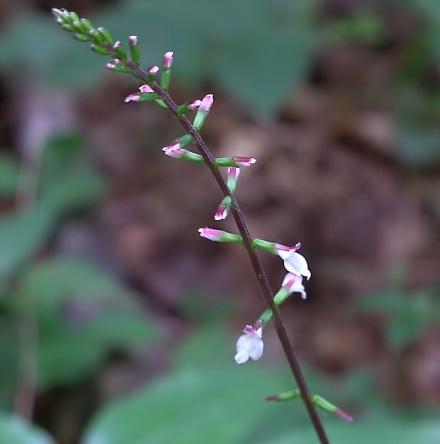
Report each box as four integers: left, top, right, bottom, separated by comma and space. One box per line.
214, 204, 228, 221
124, 93, 141, 103
233, 156, 257, 167
274, 242, 301, 254
198, 227, 242, 243
163, 51, 173, 69
106, 62, 116, 70
199, 94, 214, 112
227, 167, 240, 181
113, 41, 121, 49
162, 141, 186, 159
148, 66, 159, 75
198, 228, 227, 242
187, 99, 201, 110
335, 409, 354, 423
139, 84, 154, 93
129, 35, 138, 47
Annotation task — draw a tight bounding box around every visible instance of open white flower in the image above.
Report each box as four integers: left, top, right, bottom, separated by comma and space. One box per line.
277, 248, 311, 280
234, 324, 263, 364
282, 272, 307, 299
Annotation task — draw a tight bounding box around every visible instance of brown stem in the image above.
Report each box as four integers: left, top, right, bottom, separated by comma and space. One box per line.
124, 60, 329, 444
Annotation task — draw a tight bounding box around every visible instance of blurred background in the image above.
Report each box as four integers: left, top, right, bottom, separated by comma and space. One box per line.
0, 0, 440, 443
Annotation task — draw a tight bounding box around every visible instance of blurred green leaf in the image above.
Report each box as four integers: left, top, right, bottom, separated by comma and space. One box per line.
0, 413, 55, 444
0, 0, 321, 118
0, 13, 105, 88
0, 317, 19, 408
0, 204, 55, 280
84, 326, 295, 444
270, 419, 440, 444
0, 153, 20, 197
325, 10, 385, 45
352, 291, 404, 314
39, 134, 106, 212
387, 313, 427, 349
21, 257, 157, 387
40, 167, 105, 212
353, 286, 439, 349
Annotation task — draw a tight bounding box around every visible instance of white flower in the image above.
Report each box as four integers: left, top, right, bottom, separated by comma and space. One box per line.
234, 324, 264, 364
277, 249, 311, 280
282, 272, 306, 299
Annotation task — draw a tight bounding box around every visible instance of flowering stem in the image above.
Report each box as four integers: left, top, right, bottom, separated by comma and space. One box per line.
95, 45, 329, 442
125, 63, 328, 444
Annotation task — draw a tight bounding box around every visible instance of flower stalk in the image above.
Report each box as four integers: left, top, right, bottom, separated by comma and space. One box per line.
51, 9, 331, 443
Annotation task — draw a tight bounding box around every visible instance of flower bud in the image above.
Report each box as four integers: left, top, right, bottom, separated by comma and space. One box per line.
163, 51, 173, 69
193, 94, 214, 130
235, 322, 264, 364
139, 84, 154, 93
199, 94, 214, 112
232, 156, 256, 167
128, 35, 140, 65
198, 228, 242, 243
129, 35, 138, 47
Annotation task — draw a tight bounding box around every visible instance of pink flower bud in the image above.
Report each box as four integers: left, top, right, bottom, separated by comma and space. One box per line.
113, 41, 121, 49
124, 93, 141, 103
129, 35, 138, 47
199, 94, 214, 112
148, 66, 159, 75
233, 156, 257, 167
214, 204, 228, 221
227, 167, 240, 181
187, 99, 201, 110
106, 62, 116, 70
163, 51, 173, 69
162, 141, 186, 158
335, 409, 354, 423
139, 84, 154, 93
274, 242, 301, 254
198, 228, 227, 242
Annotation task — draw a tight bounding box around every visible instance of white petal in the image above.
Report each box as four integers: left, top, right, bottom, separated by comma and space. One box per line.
283, 252, 311, 280
235, 330, 264, 364
235, 350, 250, 364
277, 249, 291, 260
248, 339, 264, 361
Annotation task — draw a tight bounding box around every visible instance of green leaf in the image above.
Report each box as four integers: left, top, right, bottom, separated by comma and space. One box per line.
214, 26, 317, 118
40, 167, 105, 212
0, 153, 20, 197
387, 312, 428, 349
38, 133, 106, 212
0, 413, 55, 444
351, 291, 405, 314
21, 257, 157, 387
1, 0, 322, 118
270, 419, 440, 444
83, 326, 294, 444
0, 204, 55, 280
0, 317, 20, 408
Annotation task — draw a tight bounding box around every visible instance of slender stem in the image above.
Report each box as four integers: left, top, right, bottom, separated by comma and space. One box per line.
125, 60, 329, 444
